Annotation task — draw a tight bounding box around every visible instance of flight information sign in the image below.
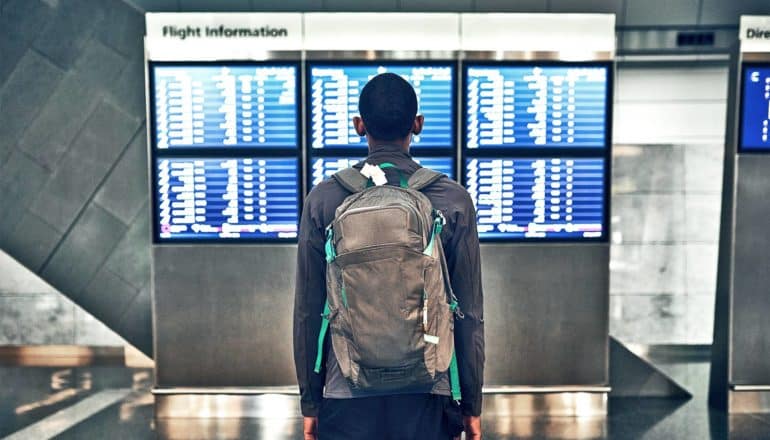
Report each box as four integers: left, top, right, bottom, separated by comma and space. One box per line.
465, 157, 605, 240
465, 64, 609, 149
155, 157, 299, 241
309, 156, 455, 187
741, 65, 770, 151
151, 63, 298, 149
308, 63, 455, 149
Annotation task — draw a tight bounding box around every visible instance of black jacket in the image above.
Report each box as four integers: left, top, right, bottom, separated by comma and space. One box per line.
293, 145, 485, 417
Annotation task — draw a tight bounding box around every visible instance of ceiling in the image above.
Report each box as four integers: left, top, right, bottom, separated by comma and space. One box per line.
125, 0, 770, 28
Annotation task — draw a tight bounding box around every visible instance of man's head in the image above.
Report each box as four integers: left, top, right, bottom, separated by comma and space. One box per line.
353, 72, 424, 151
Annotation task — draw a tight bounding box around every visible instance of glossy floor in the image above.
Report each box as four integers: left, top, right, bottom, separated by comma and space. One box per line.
1, 356, 769, 439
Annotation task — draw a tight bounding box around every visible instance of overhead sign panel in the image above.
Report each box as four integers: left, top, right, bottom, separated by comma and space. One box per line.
145, 13, 303, 60
740, 15, 770, 53
303, 13, 460, 51
460, 13, 615, 59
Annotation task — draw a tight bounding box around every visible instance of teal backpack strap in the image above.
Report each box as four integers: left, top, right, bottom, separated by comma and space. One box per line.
333, 167, 369, 193
313, 300, 331, 374
316, 227, 336, 372
378, 162, 408, 188
449, 351, 462, 401
407, 167, 443, 191
423, 210, 445, 256
449, 299, 462, 401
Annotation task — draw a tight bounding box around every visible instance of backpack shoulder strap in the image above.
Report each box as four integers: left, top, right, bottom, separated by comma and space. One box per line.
407, 167, 444, 191
333, 167, 368, 193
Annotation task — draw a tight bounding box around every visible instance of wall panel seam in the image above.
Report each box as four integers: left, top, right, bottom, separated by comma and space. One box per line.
38, 124, 145, 274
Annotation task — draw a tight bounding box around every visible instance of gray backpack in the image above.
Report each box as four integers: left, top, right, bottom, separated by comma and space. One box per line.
313, 163, 461, 400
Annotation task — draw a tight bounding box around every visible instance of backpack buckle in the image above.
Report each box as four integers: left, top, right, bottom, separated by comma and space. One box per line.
432, 209, 446, 226
432, 210, 445, 236
324, 226, 337, 263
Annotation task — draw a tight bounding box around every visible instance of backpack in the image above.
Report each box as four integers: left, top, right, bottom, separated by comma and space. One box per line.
313, 162, 462, 401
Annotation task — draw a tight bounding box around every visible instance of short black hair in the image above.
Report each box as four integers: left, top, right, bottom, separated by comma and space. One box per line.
358, 72, 418, 141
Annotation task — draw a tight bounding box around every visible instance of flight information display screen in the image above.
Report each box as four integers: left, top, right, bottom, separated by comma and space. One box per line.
154, 157, 299, 241
741, 65, 770, 151
308, 63, 455, 149
151, 63, 298, 149
465, 157, 605, 240
309, 157, 455, 187
465, 64, 609, 149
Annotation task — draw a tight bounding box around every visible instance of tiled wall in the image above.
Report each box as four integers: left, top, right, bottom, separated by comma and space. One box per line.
0, 251, 124, 345
609, 66, 727, 344
0, 0, 151, 352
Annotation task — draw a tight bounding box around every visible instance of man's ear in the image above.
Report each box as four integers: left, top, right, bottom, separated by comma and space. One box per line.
353, 116, 366, 136
412, 114, 425, 135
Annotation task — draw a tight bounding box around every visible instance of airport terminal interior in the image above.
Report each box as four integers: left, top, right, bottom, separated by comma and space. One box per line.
3, 0, 770, 439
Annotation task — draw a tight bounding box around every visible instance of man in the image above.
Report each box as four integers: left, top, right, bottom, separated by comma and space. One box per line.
294, 72, 484, 440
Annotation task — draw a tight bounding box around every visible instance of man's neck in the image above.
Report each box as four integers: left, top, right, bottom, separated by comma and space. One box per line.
367, 137, 410, 154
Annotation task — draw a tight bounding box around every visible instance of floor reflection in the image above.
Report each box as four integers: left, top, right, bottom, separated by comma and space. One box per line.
0, 366, 144, 438
485, 416, 606, 439
2, 361, 770, 439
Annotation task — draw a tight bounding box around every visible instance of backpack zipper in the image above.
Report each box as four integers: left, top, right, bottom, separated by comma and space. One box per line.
335, 203, 426, 248
335, 242, 424, 258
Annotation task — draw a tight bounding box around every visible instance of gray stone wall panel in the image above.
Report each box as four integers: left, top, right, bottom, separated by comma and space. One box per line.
41, 203, 128, 296
3, 212, 62, 272
103, 204, 151, 291
31, 0, 105, 69
17, 73, 102, 170
94, 129, 149, 222
0, 52, 64, 154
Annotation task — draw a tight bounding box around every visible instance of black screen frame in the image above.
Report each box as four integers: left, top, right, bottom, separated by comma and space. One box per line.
304, 60, 459, 192
738, 61, 770, 153
148, 60, 303, 244
460, 60, 614, 243
461, 60, 613, 151
150, 153, 302, 244
460, 154, 610, 243
148, 60, 302, 151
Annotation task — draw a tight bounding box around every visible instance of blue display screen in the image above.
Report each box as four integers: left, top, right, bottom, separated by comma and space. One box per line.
155, 157, 299, 241
309, 64, 454, 149
151, 64, 298, 149
465, 157, 605, 240
465, 65, 608, 148
741, 65, 770, 151
310, 156, 455, 187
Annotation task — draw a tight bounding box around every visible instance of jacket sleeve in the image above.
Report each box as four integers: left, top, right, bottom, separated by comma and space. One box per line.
293, 196, 328, 417
444, 190, 485, 417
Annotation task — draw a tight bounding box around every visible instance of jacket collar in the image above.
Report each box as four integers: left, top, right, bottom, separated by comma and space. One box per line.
353, 145, 420, 173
